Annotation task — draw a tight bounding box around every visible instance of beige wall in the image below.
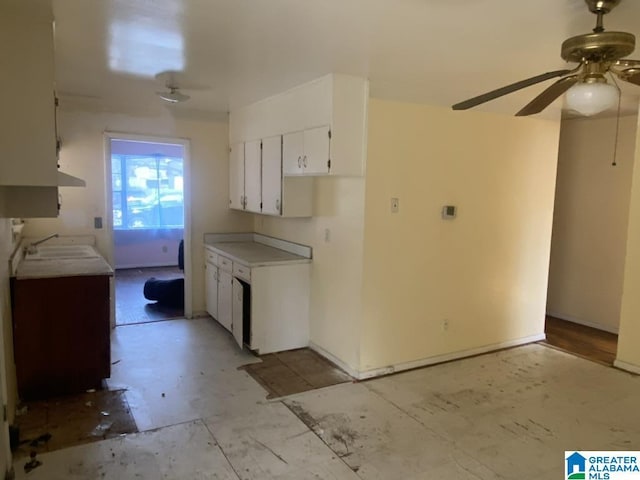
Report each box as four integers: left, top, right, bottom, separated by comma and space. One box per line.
23, 105, 253, 314
547, 115, 637, 333
255, 176, 366, 371
359, 99, 561, 372
616, 113, 640, 370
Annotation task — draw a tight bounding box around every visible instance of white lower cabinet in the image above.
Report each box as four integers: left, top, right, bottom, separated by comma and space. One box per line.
204, 246, 310, 353
232, 278, 246, 349
204, 261, 218, 319
217, 269, 233, 332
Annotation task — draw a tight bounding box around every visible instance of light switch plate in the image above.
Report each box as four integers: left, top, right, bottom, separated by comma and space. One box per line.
94, 217, 103, 229
391, 197, 400, 213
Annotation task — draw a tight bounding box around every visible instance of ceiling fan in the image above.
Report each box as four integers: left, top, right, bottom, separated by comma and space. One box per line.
154, 70, 195, 104
156, 85, 190, 104
452, 0, 640, 117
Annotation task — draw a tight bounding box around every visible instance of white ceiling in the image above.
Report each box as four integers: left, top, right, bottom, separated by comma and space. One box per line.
48, 0, 640, 118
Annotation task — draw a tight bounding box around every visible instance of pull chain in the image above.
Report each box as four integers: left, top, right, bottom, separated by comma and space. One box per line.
610, 72, 622, 167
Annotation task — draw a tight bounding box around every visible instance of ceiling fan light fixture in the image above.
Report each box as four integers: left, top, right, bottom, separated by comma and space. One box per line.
157, 87, 190, 104
565, 79, 618, 116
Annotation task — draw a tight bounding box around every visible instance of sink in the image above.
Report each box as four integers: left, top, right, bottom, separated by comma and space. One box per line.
24, 245, 100, 261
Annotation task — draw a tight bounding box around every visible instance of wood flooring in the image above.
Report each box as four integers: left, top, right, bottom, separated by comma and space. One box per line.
115, 266, 184, 325
542, 315, 618, 365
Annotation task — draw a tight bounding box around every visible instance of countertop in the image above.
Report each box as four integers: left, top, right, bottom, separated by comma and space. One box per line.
15, 252, 114, 280
206, 241, 311, 267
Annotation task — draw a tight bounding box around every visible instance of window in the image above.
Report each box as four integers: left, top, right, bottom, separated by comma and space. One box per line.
111, 153, 184, 230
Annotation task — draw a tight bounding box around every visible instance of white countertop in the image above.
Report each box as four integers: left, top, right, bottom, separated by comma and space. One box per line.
206, 241, 311, 267
15, 253, 114, 280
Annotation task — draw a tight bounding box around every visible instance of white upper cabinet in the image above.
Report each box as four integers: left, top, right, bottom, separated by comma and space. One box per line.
0, 9, 62, 218
0, 12, 57, 187
303, 126, 331, 175
230, 74, 368, 178
282, 131, 304, 176
229, 143, 245, 210
244, 140, 262, 213
262, 136, 283, 215
283, 126, 331, 176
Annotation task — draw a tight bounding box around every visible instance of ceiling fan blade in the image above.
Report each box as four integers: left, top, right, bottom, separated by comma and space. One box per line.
452, 69, 574, 111
515, 75, 579, 116
618, 68, 640, 86
614, 59, 640, 68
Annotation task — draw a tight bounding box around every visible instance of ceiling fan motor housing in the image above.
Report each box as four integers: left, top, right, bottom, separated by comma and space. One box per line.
561, 31, 635, 63
585, 0, 621, 14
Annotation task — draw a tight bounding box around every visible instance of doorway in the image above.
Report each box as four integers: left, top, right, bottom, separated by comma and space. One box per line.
105, 134, 192, 326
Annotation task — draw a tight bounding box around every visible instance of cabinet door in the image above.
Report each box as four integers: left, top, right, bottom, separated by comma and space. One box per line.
261, 135, 282, 215
229, 143, 245, 210
244, 140, 262, 212
303, 125, 331, 175
205, 263, 218, 319
232, 278, 245, 349
217, 270, 233, 332
1, 16, 57, 187
282, 131, 304, 175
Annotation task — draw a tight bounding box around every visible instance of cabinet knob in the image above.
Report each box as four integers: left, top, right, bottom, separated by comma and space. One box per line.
275, 198, 280, 212
297, 156, 302, 168
302, 155, 307, 168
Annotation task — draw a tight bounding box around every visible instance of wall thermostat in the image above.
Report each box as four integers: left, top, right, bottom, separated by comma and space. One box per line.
442, 205, 457, 219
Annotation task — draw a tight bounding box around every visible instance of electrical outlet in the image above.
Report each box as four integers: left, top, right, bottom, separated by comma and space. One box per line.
442, 319, 449, 331
391, 197, 400, 213
324, 228, 331, 243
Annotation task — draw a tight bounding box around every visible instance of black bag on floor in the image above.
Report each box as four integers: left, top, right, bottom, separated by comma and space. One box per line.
143, 277, 184, 307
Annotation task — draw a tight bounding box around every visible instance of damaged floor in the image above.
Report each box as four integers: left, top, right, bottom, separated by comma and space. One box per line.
14, 318, 640, 479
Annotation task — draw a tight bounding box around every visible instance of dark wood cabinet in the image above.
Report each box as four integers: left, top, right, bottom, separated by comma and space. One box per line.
11, 274, 111, 400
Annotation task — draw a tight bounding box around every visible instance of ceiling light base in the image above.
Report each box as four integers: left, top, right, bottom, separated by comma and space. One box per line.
584, 0, 621, 15
561, 31, 635, 62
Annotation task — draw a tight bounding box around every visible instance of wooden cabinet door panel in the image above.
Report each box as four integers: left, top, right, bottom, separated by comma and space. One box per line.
205, 263, 218, 319
217, 270, 233, 332
282, 131, 304, 175
244, 140, 262, 212
229, 143, 245, 210
261, 135, 282, 215
303, 125, 331, 174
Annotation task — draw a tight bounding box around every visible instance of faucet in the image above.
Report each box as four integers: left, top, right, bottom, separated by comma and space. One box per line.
26, 233, 59, 254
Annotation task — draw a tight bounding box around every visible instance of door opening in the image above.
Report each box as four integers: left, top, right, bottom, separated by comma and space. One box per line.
105, 134, 192, 326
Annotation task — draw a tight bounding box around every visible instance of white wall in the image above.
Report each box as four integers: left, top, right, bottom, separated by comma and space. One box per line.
22, 104, 253, 314
255, 176, 366, 372
359, 99, 561, 373
114, 229, 182, 269
547, 115, 638, 333
615, 112, 640, 372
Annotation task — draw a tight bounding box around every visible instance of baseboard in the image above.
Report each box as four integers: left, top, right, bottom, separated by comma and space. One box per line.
613, 359, 640, 375
308, 342, 360, 379
546, 311, 619, 334
311, 333, 546, 381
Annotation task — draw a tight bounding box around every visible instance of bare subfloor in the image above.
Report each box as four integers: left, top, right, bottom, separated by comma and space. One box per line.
14, 318, 640, 479
241, 348, 353, 398
115, 267, 183, 325
14, 390, 137, 458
